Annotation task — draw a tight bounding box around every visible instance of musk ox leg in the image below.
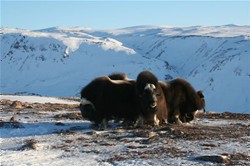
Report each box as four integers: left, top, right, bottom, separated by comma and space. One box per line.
201, 104, 207, 112
172, 106, 183, 125
175, 115, 183, 125
193, 110, 199, 121
100, 118, 108, 130
173, 109, 183, 125
134, 115, 144, 127
153, 114, 160, 127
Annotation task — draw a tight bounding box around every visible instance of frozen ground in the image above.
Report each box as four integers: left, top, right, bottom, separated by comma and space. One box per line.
0, 96, 249, 165
0, 95, 78, 104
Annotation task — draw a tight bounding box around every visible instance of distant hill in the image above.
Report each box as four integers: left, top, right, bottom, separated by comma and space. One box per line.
1, 25, 250, 113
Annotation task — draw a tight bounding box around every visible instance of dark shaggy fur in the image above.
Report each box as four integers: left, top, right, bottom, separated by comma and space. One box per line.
108, 73, 128, 80
135, 71, 168, 126
159, 78, 204, 124
197, 90, 206, 112
80, 76, 138, 128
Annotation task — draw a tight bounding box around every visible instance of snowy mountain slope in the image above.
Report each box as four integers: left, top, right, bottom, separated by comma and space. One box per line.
1, 26, 250, 113
105, 29, 250, 113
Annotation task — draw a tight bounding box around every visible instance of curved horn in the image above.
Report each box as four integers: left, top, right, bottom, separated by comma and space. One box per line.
80, 98, 92, 105
80, 98, 96, 111
144, 83, 156, 90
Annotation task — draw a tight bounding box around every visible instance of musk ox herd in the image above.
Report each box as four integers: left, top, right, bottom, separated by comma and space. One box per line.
80, 71, 206, 129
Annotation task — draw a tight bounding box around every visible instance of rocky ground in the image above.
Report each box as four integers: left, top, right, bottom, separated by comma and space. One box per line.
0, 99, 249, 165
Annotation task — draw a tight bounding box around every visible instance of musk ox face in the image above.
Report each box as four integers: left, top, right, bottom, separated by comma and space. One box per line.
79, 98, 97, 121
135, 71, 164, 126
138, 83, 161, 124
142, 83, 158, 110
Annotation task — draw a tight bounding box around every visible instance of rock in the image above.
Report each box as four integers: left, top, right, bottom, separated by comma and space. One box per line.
194, 154, 230, 164
148, 131, 157, 138
26, 105, 33, 108
55, 122, 65, 126
10, 116, 17, 122
200, 143, 218, 147
134, 130, 150, 138
0, 99, 13, 105
10, 101, 23, 109
18, 139, 37, 150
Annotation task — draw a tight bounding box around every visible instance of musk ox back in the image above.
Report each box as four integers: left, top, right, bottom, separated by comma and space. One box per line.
108, 72, 128, 80
135, 71, 168, 126
80, 76, 138, 128
160, 78, 204, 124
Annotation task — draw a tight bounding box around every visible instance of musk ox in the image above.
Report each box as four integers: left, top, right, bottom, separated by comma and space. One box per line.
159, 78, 205, 124
135, 71, 168, 126
80, 76, 138, 129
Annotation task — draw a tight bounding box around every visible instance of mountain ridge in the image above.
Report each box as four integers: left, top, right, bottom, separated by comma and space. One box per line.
1, 25, 249, 113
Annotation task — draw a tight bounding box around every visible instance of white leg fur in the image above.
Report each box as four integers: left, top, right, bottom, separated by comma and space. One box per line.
193, 110, 199, 120
153, 114, 160, 127
175, 114, 183, 125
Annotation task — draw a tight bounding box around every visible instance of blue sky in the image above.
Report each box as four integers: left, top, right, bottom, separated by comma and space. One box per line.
1, 1, 250, 30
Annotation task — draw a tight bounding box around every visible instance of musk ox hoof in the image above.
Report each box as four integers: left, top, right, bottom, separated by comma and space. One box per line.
176, 119, 183, 125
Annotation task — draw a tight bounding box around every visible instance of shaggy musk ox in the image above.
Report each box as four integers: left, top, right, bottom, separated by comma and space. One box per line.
135, 71, 168, 126
80, 76, 138, 129
159, 78, 205, 124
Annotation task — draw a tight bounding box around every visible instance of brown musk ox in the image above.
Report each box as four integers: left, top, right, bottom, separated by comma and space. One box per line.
159, 78, 205, 124
80, 76, 138, 129
135, 71, 168, 127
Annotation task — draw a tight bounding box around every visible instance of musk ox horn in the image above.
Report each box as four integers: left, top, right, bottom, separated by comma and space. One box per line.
144, 83, 156, 90
80, 98, 96, 110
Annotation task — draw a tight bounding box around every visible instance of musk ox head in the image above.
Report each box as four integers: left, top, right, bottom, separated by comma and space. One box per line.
136, 71, 160, 111
79, 97, 100, 123
136, 71, 162, 125
142, 83, 158, 110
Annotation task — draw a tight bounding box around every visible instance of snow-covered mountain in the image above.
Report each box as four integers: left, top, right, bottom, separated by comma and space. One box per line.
1, 25, 250, 113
